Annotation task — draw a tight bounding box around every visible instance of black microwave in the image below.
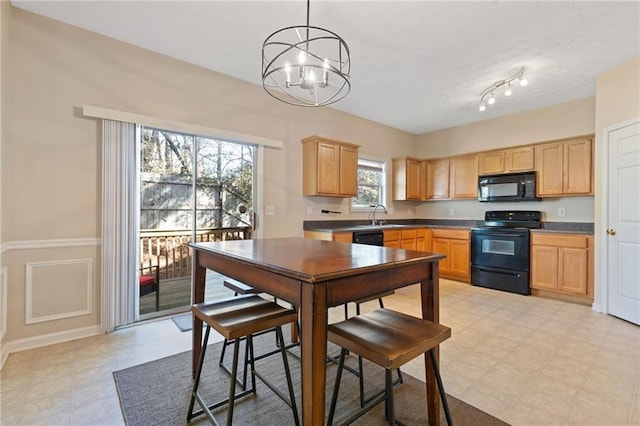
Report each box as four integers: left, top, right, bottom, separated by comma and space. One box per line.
478, 172, 539, 202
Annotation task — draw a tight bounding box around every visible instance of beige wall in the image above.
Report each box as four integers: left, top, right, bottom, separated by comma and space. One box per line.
2, 7, 417, 344
593, 55, 640, 310
416, 97, 596, 158
0, 0, 11, 355
414, 97, 596, 221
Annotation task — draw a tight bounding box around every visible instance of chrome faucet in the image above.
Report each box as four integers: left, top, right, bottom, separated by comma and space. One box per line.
371, 204, 388, 225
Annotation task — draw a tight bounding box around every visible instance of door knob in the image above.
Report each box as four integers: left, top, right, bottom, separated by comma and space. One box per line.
607, 229, 617, 235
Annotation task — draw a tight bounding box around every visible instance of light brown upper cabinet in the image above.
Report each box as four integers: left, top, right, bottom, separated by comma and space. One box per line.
302, 136, 359, 197
477, 151, 504, 175
478, 146, 535, 175
535, 137, 593, 196
425, 158, 450, 200
392, 157, 424, 201
449, 154, 478, 199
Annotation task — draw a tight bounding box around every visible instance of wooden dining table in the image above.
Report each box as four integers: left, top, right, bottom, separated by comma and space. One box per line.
189, 237, 445, 426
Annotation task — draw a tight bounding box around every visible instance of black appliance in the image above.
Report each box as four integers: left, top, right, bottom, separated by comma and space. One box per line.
478, 172, 539, 202
352, 230, 384, 246
471, 210, 541, 295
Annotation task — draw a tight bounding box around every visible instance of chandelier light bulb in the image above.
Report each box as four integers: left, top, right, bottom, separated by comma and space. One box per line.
322, 58, 329, 85
487, 92, 496, 105
298, 50, 306, 65
284, 61, 291, 84
504, 83, 513, 96
519, 75, 528, 86
479, 102, 486, 112
308, 69, 316, 83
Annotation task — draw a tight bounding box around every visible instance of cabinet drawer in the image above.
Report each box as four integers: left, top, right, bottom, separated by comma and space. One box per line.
531, 233, 588, 248
431, 229, 469, 240
401, 229, 417, 239
384, 230, 401, 242
333, 232, 353, 243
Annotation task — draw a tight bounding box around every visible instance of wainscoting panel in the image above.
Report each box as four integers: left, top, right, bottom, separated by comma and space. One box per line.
1, 267, 6, 339
25, 258, 93, 324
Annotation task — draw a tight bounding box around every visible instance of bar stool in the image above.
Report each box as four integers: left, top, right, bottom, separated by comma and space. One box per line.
187, 295, 300, 426
331, 291, 403, 408
218, 278, 261, 380
327, 308, 452, 426
219, 278, 300, 383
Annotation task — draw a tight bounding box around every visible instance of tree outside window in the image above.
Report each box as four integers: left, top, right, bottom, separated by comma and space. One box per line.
351, 158, 386, 210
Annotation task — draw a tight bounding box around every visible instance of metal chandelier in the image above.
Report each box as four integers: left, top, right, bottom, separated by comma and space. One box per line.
261, 0, 351, 107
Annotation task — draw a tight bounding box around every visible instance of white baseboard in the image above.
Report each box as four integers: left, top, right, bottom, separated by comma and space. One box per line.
1, 325, 104, 368
591, 302, 603, 313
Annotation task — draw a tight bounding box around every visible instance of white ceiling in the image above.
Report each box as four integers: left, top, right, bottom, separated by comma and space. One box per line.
12, 1, 640, 135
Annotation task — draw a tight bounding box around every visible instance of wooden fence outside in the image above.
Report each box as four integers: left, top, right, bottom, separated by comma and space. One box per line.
139, 227, 252, 280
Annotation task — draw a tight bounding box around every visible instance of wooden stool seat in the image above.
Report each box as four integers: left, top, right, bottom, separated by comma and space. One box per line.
223, 278, 260, 296
193, 295, 297, 340
187, 295, 300, 425
329, 308, 450, 370
327, 308, 452, 426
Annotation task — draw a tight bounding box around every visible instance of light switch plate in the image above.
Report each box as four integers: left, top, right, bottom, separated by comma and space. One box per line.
266, 205, 275, 215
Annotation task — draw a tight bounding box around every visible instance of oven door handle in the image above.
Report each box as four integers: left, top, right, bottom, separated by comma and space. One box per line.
474, 266, 522, 277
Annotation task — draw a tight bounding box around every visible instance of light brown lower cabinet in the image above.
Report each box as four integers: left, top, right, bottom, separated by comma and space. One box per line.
383, 230, 401, 248
303, 230, 352, 243
431, 228, 470, 282
530, 233, 593, 301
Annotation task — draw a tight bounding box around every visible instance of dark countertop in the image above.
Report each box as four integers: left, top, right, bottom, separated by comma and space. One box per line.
531, 229, 593, 235
304, 219, 594, 235
304, 219, 482, 232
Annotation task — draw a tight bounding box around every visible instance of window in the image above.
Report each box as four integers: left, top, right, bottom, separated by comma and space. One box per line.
351, 158, 386, 211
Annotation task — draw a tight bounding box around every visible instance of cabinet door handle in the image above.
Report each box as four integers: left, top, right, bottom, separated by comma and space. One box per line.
607, 229, 617, 236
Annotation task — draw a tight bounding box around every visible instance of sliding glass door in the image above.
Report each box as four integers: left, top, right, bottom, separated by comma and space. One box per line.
138, 127, 255, 318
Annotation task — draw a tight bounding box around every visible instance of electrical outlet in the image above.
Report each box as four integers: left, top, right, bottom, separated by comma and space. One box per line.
265, 205, 275, 215
307, 207, 313, 215
449, 209, 455, 216
558, 207, 566, 217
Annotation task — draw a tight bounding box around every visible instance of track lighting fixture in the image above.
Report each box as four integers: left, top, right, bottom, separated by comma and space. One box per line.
478, 67, 527, 112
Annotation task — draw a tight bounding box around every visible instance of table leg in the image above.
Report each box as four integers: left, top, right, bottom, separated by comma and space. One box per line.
421, 261, 441, 426
191, 259, 206, 377
300, 282, 328, 426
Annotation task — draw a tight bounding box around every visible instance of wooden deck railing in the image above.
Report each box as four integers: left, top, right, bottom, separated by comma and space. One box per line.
139, 227, 252, 280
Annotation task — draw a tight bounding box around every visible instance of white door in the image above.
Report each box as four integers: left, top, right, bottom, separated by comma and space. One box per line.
607, 121, 640, 325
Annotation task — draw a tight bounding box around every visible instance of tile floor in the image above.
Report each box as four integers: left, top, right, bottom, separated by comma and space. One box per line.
1, 279, 639, 425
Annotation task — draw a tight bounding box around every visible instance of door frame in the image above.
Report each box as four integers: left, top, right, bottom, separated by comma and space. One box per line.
136, 130, 264, 321
596, 116, 640, 314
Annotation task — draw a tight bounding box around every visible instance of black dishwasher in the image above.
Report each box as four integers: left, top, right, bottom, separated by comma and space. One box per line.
352, 230, 384, 246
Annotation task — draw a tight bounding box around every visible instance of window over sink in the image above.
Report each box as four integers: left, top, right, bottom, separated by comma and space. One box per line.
351, 158, 386, 211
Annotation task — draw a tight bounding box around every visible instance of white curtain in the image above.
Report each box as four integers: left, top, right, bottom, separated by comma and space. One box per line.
101, 120, 139, 331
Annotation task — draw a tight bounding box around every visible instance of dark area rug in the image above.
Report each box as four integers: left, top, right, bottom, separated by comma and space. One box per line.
113, 333, 510, 425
